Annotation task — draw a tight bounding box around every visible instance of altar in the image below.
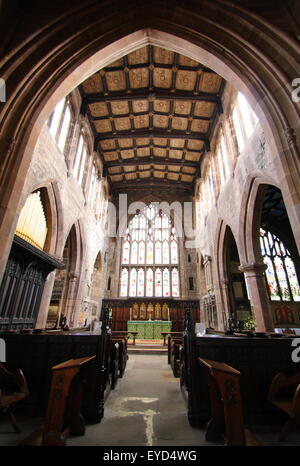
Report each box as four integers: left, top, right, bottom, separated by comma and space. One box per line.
127, 320, 172, 340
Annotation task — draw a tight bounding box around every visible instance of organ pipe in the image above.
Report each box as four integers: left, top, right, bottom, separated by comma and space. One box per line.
15, 191, 48, 250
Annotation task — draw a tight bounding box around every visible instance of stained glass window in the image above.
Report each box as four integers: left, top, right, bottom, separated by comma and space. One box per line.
129, 268, 137, 297
146, 268, 153, 296
120, 204, 180, 297
120, 268, 128, 297
163, 240, 169, 264
171, 268, 180, 297
147, 241, 154, 264
137, 268, 145, 297
171, 239, 178, 264
155, 241, 162, 263
163, 268, 170, 297
138, 241, 145, 264
155, 268, 162, 297
260, 228, 300, 302
131, 241, 138, 264
122, 240, 130, 264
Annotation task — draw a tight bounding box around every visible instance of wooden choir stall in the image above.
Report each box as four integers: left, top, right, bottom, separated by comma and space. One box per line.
0, 308, 126, 430
180, 309, 300, 430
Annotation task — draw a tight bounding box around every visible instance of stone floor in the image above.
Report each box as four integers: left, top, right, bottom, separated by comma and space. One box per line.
1, 353, 299, 447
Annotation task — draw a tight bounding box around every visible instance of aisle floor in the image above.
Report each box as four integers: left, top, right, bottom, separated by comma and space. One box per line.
1, 353, 299, 446
68, 353, 210, 446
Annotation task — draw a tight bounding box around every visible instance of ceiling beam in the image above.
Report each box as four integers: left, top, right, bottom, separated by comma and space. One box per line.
84, 90, 220, 104
92, 112, 212, 122
99, 143, 203, 154
96, 130, 208, 142
110, 178, 194, 191
104, 157, 198, 169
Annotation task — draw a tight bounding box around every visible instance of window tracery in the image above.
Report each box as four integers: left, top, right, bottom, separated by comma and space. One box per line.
260, 228, 300, 302
120, 204, 180, 297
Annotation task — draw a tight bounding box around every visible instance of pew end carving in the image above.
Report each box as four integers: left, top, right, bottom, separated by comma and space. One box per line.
0, 362, 29, 433
198, 358, 260, 446
20, 356, 96, 446
268, 371, 300, 441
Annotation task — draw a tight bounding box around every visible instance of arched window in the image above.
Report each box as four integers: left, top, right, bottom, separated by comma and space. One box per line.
120, 204, 180, 297
231, 92, 258, 154
48, 97, 73, 154
260, 228, 300, 302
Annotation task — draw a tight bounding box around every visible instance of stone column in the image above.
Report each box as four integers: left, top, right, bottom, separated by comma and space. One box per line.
219, 278, 231, 330
65, 272, 80, 327
35, 270, 56, 329
239, 262, 274, 332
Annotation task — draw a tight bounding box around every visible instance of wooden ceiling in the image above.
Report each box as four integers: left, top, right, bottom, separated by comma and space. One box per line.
80, 46, 225, 192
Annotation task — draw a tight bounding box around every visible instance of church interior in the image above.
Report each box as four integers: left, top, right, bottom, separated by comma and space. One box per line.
0, 0, 300, 448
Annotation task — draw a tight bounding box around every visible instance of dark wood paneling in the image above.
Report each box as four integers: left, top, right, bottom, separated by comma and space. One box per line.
103, 299, 200, 333
0, 236, 63, 331
181, 332, 300, 427
0, 328, 112, 424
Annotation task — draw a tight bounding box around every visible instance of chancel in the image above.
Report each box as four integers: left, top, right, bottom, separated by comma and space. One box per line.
0, 0, 300, 448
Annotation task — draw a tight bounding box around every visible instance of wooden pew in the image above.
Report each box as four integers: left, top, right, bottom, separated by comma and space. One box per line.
112, 336, 128, 378
0, 363, 29, 432
180, 309, 300, 428
198, 358, 259, 446
167, 332, 183, 364
112, 330, 138, 345
268, 371, 300, 440
0, 309, 113, 424
20, 356, 95, 446
110, 342, 119, 390
169, 337, 182, 378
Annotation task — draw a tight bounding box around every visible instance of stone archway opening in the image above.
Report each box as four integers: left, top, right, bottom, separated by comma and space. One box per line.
1, 12, 299, 280
87, 251, 103, 323
252, 184, 300, 330
223, 226, 251, 330
47, 222, 83, 328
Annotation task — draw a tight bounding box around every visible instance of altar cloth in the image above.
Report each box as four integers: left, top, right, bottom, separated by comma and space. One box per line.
127, 320, 172, 339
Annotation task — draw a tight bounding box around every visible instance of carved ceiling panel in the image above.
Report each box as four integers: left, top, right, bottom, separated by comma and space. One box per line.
80, 45, 225, 191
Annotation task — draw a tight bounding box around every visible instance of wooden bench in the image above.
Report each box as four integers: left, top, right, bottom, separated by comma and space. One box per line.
167, 333, 183, 364
169, 338, 182, 377
20, 356, 95, 446
161, 331, 181, 346
198, 358, 260, 446
0, 362, 29, 433
112, 330, 137, 345
268, 371, 300, 441
110, 342, 119, 390
112, 336, 128, 378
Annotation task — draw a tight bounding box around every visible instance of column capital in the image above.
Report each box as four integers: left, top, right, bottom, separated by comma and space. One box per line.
238, 262, 267, 274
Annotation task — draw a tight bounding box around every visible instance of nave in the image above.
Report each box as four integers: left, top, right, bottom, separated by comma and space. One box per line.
2, 352, 299, 447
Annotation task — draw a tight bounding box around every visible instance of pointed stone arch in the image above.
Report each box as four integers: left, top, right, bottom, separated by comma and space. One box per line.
0, 2, 299, 284
22, 181, 65, 256
239, 180, 300, 330
89, 250, 103, 320
46, 219, 86, 328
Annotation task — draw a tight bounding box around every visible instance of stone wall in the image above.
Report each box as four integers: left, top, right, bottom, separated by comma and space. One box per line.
19, 114, 109, 328
194, 83, 300, 331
